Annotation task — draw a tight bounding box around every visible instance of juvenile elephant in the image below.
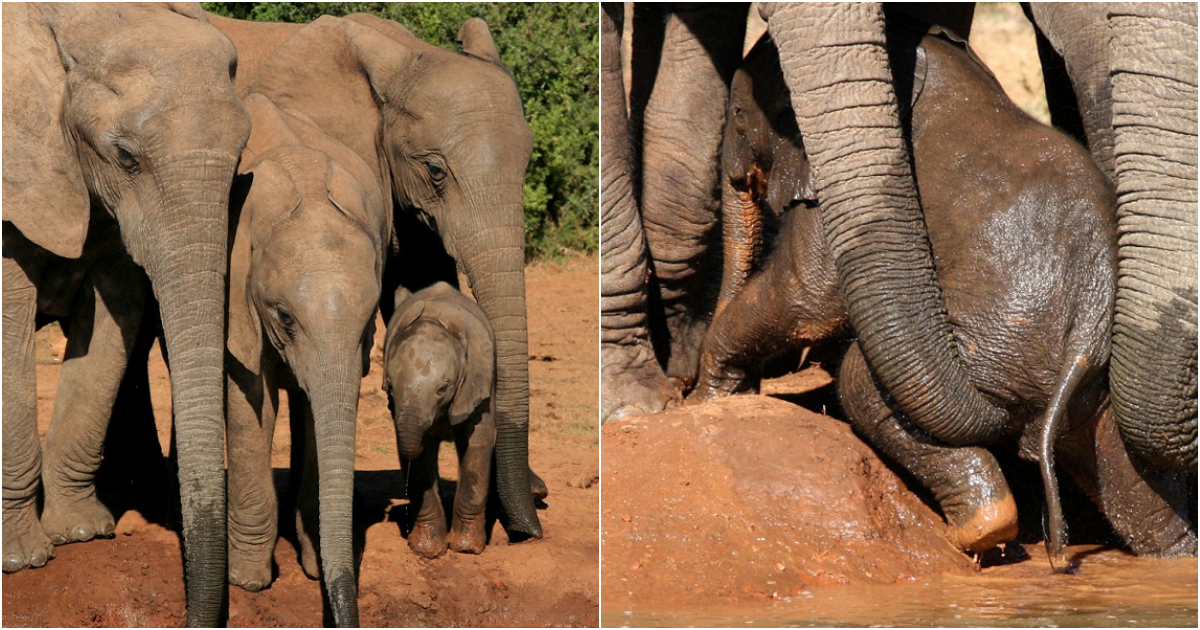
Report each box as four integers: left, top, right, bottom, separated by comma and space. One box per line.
209, 13, 543, 540
2, 4, 250, 621
222, 93, 389, 625
693, 27, 1196, 562
384, 282, 496, 558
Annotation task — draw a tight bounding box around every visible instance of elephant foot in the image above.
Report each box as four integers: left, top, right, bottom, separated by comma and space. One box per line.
294, 526, 321, 580
530, 470, 549, 501
409, 519, 448, 559
40, 493, 114, 545
687, 356, 758, 405
448, 517, 487, 554
945, 493, 1019, 554
600, 365, 680, 424
229, 554, 274, 592
2, 507, 56, 573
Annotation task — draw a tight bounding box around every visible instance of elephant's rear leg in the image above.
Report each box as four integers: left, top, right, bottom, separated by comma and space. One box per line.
2, 252, 54, 572
839, 343, 1018, 554
40, 257, 145, 545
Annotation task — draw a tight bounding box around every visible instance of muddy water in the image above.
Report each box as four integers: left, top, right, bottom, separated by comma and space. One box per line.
605, 546, 1197, 627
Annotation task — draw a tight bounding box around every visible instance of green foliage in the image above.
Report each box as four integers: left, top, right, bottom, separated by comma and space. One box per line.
203, 2, 598, 261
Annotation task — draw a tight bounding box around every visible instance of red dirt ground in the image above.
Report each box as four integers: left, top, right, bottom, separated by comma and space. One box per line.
2, 255, 599, 627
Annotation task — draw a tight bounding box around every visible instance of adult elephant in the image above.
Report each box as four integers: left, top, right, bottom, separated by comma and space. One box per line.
209, 13, 542, 540
2, 3, 251, 626
1025, 3, 1198, 471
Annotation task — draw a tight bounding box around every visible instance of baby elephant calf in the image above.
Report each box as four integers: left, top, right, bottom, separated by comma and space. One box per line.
384, 282, 497, 557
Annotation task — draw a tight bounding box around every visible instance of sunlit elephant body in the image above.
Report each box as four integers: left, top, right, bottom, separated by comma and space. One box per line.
2, 4, 250, 623
221, 93, 390, 625
209, 12, 542, 540
384, 282, 497, 559
694, 27, 1196, 560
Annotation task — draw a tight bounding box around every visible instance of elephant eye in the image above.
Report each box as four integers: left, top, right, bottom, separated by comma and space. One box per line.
116, 145, 139, 173
436, 382, 450, 397
276, 307, 296, 338
424, 157, 448, 185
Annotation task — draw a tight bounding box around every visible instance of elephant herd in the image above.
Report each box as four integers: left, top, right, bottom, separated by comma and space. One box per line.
3, 4, 542, 626
601, 2, 1196, 568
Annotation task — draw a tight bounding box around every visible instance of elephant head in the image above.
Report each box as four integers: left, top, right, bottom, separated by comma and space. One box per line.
384, 283, 495, 461
238, 14, 540, 538
227, 93, 389, 626
2, 4, 250, 623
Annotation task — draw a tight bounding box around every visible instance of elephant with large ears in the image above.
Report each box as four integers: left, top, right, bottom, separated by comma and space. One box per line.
221, 93, 390, 626
208, 13, 541, 540
1026, 3, 1197, 472
2, 3, 250, 624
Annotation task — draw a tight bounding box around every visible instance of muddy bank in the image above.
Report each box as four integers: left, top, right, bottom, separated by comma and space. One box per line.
601, 393, 977, 610
3, 255, 599, 627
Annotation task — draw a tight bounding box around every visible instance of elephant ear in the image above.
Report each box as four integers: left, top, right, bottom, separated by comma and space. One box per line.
343, 12, 417, 42
457, 18, 501, 64
228, 158, 301, 371
239, 93, 302, 171
226, 173, 263, 374
384, 296, 426, 371
2, 4, 90, 259
440, 286, 496, 425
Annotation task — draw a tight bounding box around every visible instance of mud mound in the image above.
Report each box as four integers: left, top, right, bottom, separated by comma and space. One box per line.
602, 396, 975, 609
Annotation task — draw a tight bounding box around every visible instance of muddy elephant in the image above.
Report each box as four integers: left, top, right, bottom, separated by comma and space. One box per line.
208, 12, 542, 540
1024, 3, 1198, 473
219, 93, 390, 625
692, 26, 1196, 563
601, 2, 1004, 437
2, 3, 250, 622
384, 282, 497, 558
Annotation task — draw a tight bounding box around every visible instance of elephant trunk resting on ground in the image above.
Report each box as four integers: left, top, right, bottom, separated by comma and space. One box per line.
3, 4, 251, 624
693, 25, 1196, 562
222, 93, 390, 627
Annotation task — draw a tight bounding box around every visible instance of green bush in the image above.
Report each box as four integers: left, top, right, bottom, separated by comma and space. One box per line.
204, 2, 598, 261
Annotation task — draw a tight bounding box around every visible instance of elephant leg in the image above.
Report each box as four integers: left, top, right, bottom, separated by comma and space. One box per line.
226, 359, 279, 591
691, 210, 843, 403
289, 388, 322, 580
600, 3, 678, 423
403, 434, 447, 559
449, 414, 495, 554
638, 4, 747, 387
1061, 405, 1197, 557
41, 255, 145, 544
839, 344, 1018, 554
2, 252, 54, 573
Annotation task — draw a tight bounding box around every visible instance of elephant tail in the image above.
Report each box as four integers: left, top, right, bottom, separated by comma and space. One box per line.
1037, 352, 1093, 573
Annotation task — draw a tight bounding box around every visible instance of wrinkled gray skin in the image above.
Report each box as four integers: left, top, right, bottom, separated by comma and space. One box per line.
1026, 3, 1198, 473
209, 13, 541, 539
693, 29, 1196, 562
384, 282, 497, 559
599, 4, 679, 422
2, 4, 250, 624
222, 94, 389, 627
603, 2, 1017, 443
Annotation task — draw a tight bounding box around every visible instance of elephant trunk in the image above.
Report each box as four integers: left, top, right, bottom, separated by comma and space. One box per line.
307, 359, 362, 627
448, 177, 541, 539
137, 150, 238, 626
763, 2, 1009, 445
718, 169, 766, 312
393, 409, 430, 461
1107, 3, 1198, 470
